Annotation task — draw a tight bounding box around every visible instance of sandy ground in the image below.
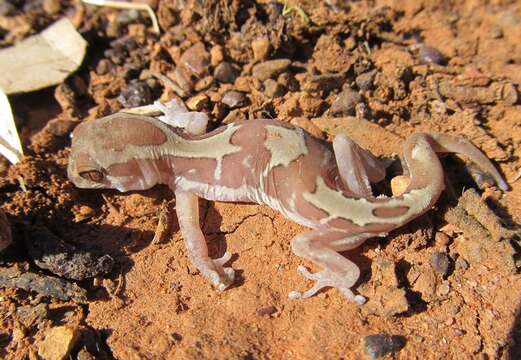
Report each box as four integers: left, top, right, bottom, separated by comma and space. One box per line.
0, 0, 520, 359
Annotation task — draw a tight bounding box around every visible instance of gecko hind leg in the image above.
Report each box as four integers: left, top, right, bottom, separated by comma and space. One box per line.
333, 133, 387, 198
289, 229, 376, 304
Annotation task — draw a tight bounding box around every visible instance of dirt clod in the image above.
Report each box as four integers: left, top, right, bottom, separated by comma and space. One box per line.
38, 325, 80, 360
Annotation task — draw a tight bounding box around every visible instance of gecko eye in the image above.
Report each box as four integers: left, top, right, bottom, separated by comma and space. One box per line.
79, 170, 104, 182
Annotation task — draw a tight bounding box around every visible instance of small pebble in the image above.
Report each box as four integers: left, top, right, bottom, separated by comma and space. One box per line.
221, 91, 247, 108
330, 88, 362, 115
363, 334, 405, 359
214, 62, 238, 84
252, 37, 271, 61
210, 45, 224, 67
180, 43, 210, 77
418, 46, 445, 65
43, 0, 61, 15
256, 305, 277, 316
186, 94, 209, 111
356, 70, 376, 91
118, 80, 152, 108
263, 79, 286, 98
96, 59, 112, 75
252, 59, 291, 81
431, 252, 451, 276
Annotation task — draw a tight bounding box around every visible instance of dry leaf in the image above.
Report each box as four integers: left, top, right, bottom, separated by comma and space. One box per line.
0, 18, 87, 94
0, 88, 23, 164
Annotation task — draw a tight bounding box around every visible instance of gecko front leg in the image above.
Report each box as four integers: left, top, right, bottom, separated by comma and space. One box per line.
175, 190, 235, 291
289, 230, 381, 304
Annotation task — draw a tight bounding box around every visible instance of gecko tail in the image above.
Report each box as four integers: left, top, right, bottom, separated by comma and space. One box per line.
427, 133, 509, 191
375, 132, 508, 227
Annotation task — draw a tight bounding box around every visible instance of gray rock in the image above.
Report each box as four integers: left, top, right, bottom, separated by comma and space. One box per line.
418, 46, 445, 65
330, 88, 362, 115
118, 80, 153, 108
252, 59, 291, 81
356, 70, 376, 91
363, 334, 406, 359
214, 62, 238, 83
222, 91, 247, 108
431, 251, 451, 276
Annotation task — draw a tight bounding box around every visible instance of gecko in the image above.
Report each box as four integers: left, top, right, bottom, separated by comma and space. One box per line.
67, 100, 508, 304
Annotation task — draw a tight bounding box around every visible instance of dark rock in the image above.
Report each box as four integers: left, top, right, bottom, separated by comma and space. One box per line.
221, 91, 247, 108
330, 88, 362, 115
24, 226, 114, 281
118, 80, 153, 108
0, 264, 87, 302
252, 59, 291, 81
363, 334, 406, 359
356, 70, 376, 91
418, 46, 446, 65
431, 252, 451, 276
263, 79, 286, 98
214, 62, 238, 83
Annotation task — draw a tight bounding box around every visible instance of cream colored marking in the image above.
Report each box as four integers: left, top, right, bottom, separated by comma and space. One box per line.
303, 177, 434, 227
242, 155, 253, 169
79, 119, 242, 171
264, 125, 308, 170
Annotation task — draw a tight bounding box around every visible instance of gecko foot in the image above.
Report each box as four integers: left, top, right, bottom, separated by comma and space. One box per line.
288, 266, 366, 305
209, 252, 235, 292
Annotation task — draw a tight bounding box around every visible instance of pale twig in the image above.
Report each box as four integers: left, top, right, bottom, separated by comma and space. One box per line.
82, 0, 160, 34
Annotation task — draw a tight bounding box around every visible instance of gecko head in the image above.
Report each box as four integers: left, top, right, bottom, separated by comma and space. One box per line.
68, 114, 169, 192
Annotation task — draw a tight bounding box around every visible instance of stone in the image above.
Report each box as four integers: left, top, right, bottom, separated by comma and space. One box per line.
221, 91, 247, 108
252, 59, 291, 81
252, 37, 271, 61
302, 73, 344, 93
214, 62, 238, 83
263, 79, 286, 98
330, 88, 362, 115
418, 45, 446, 65
363, 334, 405, 359
38, 326, 80, 360
431, 252, 451, 276
186, 94, 209, 111
390, 176, 410, 196
43, 0, 61, 15
356, 70, 376, 91
210, 45, 224, 66
118, 80, 152, 108
256, 305, 277, 316
180, 43, 210, 77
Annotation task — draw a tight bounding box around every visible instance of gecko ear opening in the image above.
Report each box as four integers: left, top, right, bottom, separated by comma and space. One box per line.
79, 170, 104, 182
